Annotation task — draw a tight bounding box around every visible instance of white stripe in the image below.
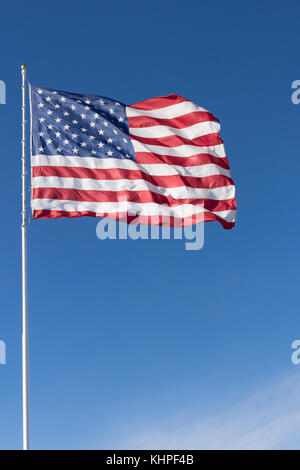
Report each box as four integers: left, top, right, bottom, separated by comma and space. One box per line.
131, 139, 226, 158
32, 155, 142, 170
32, 155, 231, 178
32, 198, 236, 222
32, 176, 235, 201
129, 120, 220, 139
126, 101, 208, 120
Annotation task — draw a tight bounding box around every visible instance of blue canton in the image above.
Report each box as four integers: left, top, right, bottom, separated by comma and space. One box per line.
30, 85, 135, 161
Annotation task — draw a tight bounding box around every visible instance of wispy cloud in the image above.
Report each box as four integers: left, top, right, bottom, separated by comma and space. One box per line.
118, 374, 300, 450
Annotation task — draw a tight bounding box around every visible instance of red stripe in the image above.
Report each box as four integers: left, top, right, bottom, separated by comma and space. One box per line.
33, 165, 234, 189
128, 111, 219, 129
33, 209, 235, 229
129, 94, 188, 110
135, 152, 230, 169
33, 187, 236, 212
130, 133, 223, 148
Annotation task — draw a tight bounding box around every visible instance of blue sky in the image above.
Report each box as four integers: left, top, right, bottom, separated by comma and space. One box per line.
0, 0, 300, 450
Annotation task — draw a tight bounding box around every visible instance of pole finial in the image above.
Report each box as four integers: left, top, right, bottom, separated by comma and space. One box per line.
21, 65, 27, 72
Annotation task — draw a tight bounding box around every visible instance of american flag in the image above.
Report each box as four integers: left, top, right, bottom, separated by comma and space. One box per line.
30, 85, 236, 228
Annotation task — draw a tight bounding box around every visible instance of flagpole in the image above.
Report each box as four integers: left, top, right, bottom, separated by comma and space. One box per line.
21, 64, 30, 450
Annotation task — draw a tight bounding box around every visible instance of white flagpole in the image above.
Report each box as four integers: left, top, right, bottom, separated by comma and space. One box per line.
21, 64, 30, 450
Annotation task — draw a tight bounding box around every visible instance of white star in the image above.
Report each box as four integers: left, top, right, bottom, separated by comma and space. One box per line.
45, 96, 51, 102
71, 105, 76, 110
52, 91, 57, 95
94, 113, 99, 119
107, 137, 113, 143
54, 104, 60, 109
72, 120, 79, 125
63, 139, 69, 145
98, 129, 104, 135
99, 99, 105, 105
37, 89, 43, 94
38, 146, 44, 152
116, 146, 121, 151
85, 99, 91, 105
76, 100, 81, 103
118, 117, 124, 123
63, 111, 70, 117
89, 122, 95, 127
81, 113, 86, 119
56, 147, 62, 152
39, 117, 45, 123
103, 121, 108, 127
109, 108, 114, 114
98, 142, 104, 148
47, 110, 53, 115
122, 138, 128, 143
81, 128, 87, 132
38, 103, 44, 109
47, 124, 53, 130
107, 150, 113, 156
72, 147, 78, 154
46, 138, 52, 144
38, 131, 45, 137
113, 129, 118, 135
55, 118, 61, 123
72, 133, 78, 139
63, 124, 70, 130
80, 142, 87, 147
60, 97, 66, 102
115, 102, 120, 106
55, 132, 61, 137
89, 135, 95, 140
91, 150, 96, 155
125, 154, 130, 158
85, 106, 90, 111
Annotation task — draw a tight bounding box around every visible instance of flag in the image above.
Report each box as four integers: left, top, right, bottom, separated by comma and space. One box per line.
30, 85, 236, 228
